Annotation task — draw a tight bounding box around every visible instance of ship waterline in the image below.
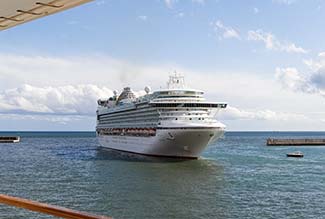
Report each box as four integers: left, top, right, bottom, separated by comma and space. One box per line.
96, 74, 227, 158
98, 127, 225, 158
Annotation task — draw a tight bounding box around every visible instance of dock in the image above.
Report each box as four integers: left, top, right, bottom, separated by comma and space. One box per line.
267, 138, 325, 146
0, 136, 20, 143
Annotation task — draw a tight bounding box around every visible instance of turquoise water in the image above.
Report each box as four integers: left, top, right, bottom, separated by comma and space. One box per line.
0, 132, 325, 218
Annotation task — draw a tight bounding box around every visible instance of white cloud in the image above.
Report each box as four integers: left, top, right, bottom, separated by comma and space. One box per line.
164, 0, 178, 8
0, 54, 170, 90
67, 20, 79, 25
192, 0, 205, 4
220, 106, 307, 121
318, 52, 325, 57
176, 12, 185, 18
303, 52, 325, 71
137, 15, 148, 21
212, 20, 241, 40
0, 83, 310, 126
0, 84, 113, 115
0, 113, 85, 125
0, 53, 324, 130
275, 67, 307, 91
96, 0, 107, 6
248, 29, 307, 54
275, 54, 325, 97
272, 0, 296, 5
253, 7, 259, 14
164, 0, 204, 8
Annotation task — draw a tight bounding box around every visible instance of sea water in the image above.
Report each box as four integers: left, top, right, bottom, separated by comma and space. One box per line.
0, 132, 325, 219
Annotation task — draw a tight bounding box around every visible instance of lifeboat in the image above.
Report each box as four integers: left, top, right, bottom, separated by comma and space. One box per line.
148, 128, 156, 136
287, 151, 304, 158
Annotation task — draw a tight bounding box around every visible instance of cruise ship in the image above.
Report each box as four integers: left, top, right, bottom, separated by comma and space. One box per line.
96, 74, 227, 158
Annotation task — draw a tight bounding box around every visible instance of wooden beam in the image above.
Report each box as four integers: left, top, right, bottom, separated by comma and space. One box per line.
0, 16, 23, 22
16, 10, 43, 16
0, 0, 94, 31
36, 2, 65, 8
0, 194, 112, 219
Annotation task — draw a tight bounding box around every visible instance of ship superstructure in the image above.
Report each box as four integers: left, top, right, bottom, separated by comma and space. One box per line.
96, 74, 227, 158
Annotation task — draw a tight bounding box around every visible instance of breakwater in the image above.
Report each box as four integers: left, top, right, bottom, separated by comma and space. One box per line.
267, 138, 325, 146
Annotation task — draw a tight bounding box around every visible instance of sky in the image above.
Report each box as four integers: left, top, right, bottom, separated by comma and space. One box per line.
0, 0, 325, 131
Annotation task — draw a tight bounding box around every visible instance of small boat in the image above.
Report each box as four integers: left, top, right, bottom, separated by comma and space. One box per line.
287, 151, 304, 158
0, 136, 20, 143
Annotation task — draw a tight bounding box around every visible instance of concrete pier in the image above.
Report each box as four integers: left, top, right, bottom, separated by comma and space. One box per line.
267, 138, 325, 146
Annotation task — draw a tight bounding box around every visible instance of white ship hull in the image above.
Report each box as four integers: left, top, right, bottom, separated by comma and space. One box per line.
97, 128, 224, 158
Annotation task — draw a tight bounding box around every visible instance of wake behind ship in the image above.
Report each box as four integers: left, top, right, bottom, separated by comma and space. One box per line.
96, 74, 227, 158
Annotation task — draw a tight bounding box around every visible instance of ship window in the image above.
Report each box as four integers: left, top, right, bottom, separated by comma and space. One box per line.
175, 118, 178, 120
189, 118, 192, 120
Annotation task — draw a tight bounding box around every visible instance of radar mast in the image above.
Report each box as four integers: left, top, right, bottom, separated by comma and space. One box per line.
167, 71, 186, 89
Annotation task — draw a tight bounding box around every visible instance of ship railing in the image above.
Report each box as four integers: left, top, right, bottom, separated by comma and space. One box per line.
0, 194, 111, 219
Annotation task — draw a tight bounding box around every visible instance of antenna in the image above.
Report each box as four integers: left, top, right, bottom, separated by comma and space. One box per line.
167, 71, 186, 89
